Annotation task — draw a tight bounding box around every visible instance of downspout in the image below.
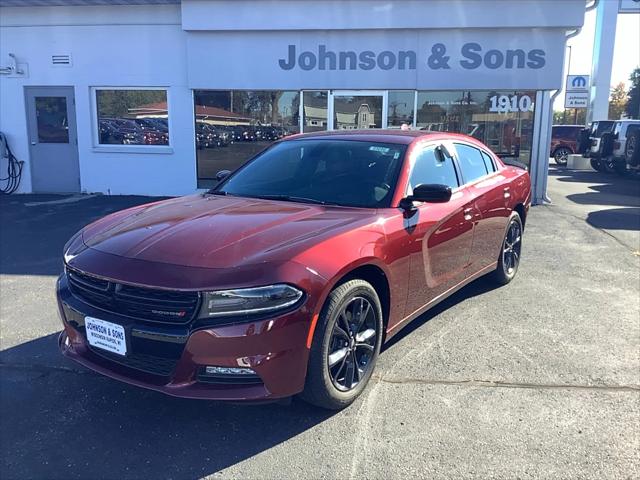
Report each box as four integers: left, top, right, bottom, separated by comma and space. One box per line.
542, 1, 595, 202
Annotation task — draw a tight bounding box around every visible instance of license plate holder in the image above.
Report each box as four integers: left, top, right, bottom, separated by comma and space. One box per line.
84, 316, 127, 356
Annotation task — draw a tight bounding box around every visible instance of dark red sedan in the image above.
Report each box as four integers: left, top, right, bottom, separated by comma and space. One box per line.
57, 130, 531, 409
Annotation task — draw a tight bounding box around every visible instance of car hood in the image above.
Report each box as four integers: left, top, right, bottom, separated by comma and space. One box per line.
81, 194, 375, 269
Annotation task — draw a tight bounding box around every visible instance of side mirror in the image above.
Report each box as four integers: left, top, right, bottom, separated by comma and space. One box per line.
215, 170, 231, 182
400, 183, 452, 210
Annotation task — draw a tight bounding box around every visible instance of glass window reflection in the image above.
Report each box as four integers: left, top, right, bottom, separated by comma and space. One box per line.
36, 97, 69, 143
416, 90, 535, 166
96, 89, 169, 146
194, 90, 300, 188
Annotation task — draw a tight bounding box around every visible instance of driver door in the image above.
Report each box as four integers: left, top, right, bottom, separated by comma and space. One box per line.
403, 143, 477, 317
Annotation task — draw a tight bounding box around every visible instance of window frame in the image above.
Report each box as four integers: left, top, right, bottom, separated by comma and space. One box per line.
404, 141, 461, 196
451, 141, 501, 187
91, 86, 173, 153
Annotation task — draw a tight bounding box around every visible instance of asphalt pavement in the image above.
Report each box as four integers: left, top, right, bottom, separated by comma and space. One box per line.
1, 168, 639, 480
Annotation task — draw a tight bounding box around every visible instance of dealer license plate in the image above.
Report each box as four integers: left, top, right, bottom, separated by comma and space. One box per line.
85, 316, 127, 356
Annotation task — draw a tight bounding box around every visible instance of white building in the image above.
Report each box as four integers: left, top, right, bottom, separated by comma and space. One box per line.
0, 0, 588, 201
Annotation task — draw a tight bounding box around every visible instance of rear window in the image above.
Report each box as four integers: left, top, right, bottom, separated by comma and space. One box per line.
455, 143, 490, 183
627, 124, 640, 136
594, 121, 614, 136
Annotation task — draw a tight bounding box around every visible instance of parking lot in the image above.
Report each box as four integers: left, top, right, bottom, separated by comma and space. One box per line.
1, 166, 639, 480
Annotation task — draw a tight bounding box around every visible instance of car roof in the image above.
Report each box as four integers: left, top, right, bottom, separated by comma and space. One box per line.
285, 129, 475, 146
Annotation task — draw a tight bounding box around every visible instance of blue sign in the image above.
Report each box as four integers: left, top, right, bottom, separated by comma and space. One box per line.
566, 75, 590, 92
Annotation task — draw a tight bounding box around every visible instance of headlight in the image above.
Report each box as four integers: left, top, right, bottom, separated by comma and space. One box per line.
199, 284, 303, 318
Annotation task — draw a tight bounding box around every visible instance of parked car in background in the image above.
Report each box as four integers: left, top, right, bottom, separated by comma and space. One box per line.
196, 123, 217, 149
143, 130, 168, 145
550, 125, 583, 166
210, 126, 230, 147
608, 120, 640, 175
58, 130, 531, 409
99, 119, 124, 144
583, 120, 615, 172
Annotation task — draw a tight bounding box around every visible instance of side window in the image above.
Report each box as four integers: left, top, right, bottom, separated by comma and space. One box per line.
408, 145, 459, 192
455, 143, 489, 183
480, 151, 496, 173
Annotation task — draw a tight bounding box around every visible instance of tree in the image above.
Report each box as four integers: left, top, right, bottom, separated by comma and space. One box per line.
626, 67, 640, 119
553, 109, 586, 125
608, 82, 628, 120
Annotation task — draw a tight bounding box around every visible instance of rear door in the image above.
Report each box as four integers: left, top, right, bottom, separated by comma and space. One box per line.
403, 142, 476, 317
452, 142, 510, 271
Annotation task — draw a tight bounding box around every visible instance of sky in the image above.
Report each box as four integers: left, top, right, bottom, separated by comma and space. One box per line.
553, 5, 640, 111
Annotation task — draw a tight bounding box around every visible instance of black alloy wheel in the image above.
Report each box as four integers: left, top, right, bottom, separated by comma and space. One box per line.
301, 279, 383, 410
502, 218, 522, 277
491, 212, 523, 285
327, 296, 377, 392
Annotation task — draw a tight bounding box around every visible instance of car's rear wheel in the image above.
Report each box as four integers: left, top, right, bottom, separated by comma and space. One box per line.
491, 212, 523, 285
553, 147, 571, 166
300, 279, 383, 410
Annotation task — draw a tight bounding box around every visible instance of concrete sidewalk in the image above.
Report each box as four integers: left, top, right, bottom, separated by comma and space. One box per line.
1, 176, 638, 480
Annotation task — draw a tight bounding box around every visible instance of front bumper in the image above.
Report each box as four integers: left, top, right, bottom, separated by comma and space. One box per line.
56, 274, 311, 401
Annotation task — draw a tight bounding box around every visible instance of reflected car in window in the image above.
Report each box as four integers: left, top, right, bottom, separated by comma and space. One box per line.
57, 130, 531, 409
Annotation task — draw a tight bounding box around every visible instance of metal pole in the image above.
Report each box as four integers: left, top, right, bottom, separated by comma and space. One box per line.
588, 0, 618, 122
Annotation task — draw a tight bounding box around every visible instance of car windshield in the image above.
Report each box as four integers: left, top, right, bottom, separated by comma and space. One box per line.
215, 139, 407, 208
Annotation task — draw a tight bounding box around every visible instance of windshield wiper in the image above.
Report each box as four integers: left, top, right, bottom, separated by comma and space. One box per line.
206, 189, 227, 195
251, 194, 337, 206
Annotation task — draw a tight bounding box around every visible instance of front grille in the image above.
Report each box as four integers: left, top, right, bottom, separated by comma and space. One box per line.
67, 268, 200, 325
89, 346, 178, 377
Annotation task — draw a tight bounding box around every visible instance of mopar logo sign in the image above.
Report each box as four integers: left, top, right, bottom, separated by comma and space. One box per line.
566, 75, 590, 92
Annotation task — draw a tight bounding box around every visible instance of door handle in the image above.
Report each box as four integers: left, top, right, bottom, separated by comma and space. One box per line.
503, 187, 511, 199
463, 208, 474, 221
31, 141, 36, 146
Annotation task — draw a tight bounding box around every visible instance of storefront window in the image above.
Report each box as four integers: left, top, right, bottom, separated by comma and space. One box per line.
302, 91, 328, 132
95, 89, 169, 146
195, 90, 300, 188
387, 91, 415, 128
333, 95, 382, 129
416, 90, 536, 166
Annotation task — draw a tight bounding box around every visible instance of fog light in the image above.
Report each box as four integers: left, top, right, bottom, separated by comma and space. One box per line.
205, 366, 255, 376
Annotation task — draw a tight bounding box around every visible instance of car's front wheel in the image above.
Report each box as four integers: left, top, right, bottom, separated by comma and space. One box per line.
300, 279, 383, 410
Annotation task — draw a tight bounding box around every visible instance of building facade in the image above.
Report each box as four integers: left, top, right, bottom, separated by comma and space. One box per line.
0, 0, 587, 201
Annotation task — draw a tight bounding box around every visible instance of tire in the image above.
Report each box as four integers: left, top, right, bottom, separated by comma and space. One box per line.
626, 130, 640, 167
553, 147, 571, 166
300, 279, 383, 410
603, 156, 616, 173
590, 158, 605, 172
599, 132, 615, 158
491, 212, 523, 286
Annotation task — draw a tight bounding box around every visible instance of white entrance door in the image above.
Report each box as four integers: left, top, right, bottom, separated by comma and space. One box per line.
328, 91, 388, 131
